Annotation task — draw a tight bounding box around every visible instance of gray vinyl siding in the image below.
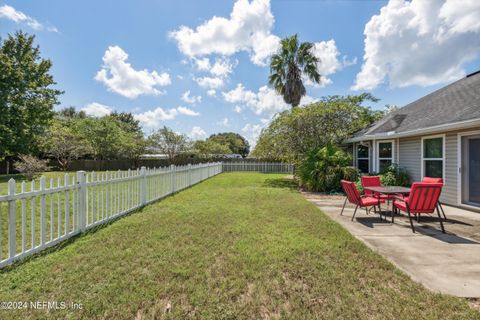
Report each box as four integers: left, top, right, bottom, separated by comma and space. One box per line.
398, 135, 453, 204
398, 137, 421, 182
443, 132, 458, 205
397, 128, 479, 207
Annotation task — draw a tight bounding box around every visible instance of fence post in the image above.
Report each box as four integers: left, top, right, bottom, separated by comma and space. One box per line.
8, 178, 16, 259
171, 164, 176, 193
188, 164, 192, 186
140, 166, 146, 206
76, 171, 87, 232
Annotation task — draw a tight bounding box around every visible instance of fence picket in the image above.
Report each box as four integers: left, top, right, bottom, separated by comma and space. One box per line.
50, 178, 54, 241
8, 178, 16, 258
65, 174, 70, 235
30, 180, 35, 249
40, 176, 46, 247
21, 181, 26, 253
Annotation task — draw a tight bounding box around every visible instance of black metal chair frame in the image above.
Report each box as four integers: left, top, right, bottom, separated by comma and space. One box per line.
392, 187, 446, 234
340, 195, 381, 221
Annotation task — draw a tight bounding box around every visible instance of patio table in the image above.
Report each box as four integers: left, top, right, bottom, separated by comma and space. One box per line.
363, 186, 411, 222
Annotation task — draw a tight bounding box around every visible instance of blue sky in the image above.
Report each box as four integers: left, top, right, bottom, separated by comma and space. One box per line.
1, 0, 479, 145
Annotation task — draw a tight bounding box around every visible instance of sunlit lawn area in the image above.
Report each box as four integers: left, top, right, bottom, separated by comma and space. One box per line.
0, 172, 478, 319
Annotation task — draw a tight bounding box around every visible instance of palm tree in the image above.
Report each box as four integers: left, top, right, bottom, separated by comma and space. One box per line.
269, 34, 321, 107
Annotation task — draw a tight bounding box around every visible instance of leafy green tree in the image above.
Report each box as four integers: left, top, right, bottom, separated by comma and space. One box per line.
74, 115, 146, 162
57, 107, 86, 120
252, 94, 382, 163
110, 111, 142, 135
269, 34, 321, 107
194, 140, 231, 157
109, 112, 146, 163
206, 132, 250, 157
44, 118, 89, 171
74, 117, 124, 160
148, 126, 190, 163
0, 31, 63, 164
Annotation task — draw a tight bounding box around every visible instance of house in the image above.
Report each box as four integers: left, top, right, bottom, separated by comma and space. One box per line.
347, 70, 480, 211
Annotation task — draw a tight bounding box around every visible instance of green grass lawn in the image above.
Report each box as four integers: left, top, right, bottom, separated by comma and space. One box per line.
0, 172, 478, 319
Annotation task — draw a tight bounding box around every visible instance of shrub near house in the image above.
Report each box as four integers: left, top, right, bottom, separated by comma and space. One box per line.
298, 145, 359, 192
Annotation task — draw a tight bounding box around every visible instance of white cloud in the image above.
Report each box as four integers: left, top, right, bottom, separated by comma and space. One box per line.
134, 108, 178, 129
195, 76, 224, 89
242, 123, 264, 147
233, 105, 243, 113
181, 90, 202, 104
81, 102, 112, 117
169, 0, 280, 66
207, 89, 216, 97
305, 40, 346, 87
134, 106, 199, 129
95, 46, 171, 98
190, 126, 207, 140
353, 0, 480, 90
223, 83, 316, 116
217, 118, 230, 127
210, 58, 236, 77
0, 4, 57, 32
193, 57, 211, 71
177, 106, 200, 116
192, 57, 236, 90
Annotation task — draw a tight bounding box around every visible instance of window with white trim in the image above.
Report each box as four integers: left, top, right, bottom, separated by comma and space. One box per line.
377, 141, 393, 173
422, 136, 444, 178
356, 144, 369, 173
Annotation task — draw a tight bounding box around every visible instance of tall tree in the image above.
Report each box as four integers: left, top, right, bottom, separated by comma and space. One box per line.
206, 132, 250, 157
193, 139, 231, 158
44, 118, 89, 171
252, 94, 382, 163
269, 34, 321, 107
74, 117, 125, 161
110, 111, 142, 135
0, 31, 63, 164
147, 126, 190, 163
57, 106, 86, 120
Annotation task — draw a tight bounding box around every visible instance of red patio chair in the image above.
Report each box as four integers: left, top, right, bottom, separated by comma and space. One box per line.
392, 182, 445, 233
422, 177, 447, 219
340, 180, 385, 221
361, 176, 394, 201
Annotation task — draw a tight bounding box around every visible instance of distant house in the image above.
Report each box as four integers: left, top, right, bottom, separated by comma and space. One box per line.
347, 70, 480, 210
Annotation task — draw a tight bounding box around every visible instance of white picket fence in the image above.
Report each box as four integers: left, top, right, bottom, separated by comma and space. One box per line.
0, 162, 222, 268
222, 161, 294, 173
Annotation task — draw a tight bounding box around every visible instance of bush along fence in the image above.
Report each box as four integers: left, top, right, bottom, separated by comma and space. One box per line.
0, 163, 222, 268
222, 161, 294, 173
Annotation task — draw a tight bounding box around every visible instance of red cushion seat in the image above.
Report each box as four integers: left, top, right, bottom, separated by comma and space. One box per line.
360, 196, 385, 207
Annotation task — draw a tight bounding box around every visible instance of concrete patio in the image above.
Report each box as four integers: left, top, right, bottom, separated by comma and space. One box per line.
303, 192, 480, 298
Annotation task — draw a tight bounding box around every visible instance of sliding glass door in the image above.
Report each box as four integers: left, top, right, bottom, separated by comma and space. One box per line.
461, 135, 480, 207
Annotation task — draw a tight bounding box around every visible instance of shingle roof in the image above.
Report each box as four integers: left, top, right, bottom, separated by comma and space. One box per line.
352, 70, 480, 139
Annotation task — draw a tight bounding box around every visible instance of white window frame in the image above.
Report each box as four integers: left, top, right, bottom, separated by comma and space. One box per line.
457, 130, 480, 209
376, 140, 395, 173
356, 143, 370, 173
421, 134, 445, 180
